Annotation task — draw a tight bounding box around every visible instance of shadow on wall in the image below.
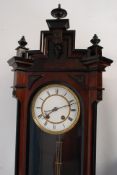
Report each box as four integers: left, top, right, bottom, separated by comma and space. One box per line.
97, 161, 117, 175
98, 88, 117, 175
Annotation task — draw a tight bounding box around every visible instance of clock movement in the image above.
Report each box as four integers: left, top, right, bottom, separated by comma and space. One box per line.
8, 4, 113, 175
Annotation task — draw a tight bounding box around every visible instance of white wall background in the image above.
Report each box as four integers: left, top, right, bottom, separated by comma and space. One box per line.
0, 0, 117, 175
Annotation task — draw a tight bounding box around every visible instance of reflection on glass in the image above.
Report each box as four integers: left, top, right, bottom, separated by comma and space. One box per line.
27, 116, 82, 175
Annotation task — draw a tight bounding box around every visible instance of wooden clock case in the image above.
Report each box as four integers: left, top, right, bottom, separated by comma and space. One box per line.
8, 5, 113, 175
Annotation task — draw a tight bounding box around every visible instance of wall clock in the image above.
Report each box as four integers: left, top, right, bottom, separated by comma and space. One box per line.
8, 4, 113, 175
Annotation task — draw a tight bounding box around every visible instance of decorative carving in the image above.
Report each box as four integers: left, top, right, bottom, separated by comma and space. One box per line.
54, 43, 63, 58
51, 4, 67, 19
53, 30, 63, 44
12, 89, 16, 97
97, 88, 104, 101
12, 85, 27, 97
52, 30, 63, 58
18, 36, 27, 47
88, 34, 102, 57
15, 36, 28, 58
8, 7, 113, 72
90, 34, 100, 45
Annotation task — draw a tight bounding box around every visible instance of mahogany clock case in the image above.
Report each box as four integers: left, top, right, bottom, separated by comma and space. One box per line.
11, 70, 103, 175
8, 5, 113, 175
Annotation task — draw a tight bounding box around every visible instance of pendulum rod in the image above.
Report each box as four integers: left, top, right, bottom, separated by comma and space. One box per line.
55, 135, 63, 175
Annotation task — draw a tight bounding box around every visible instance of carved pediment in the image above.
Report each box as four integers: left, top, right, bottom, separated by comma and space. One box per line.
8, 5, 113, 72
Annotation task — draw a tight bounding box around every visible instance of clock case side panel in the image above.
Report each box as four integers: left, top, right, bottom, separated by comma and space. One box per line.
15, 100, 21, 175
82, 71, 102, 175
26, 74, 85, 175
11, 71, 31, 175
91, 101, 97, 175
83, 100, 98, 175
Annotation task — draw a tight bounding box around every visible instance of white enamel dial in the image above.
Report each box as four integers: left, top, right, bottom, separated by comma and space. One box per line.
31, 84, 80, 134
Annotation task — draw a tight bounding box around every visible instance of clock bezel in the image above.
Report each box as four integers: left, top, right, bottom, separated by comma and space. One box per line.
31, 83, 80, 135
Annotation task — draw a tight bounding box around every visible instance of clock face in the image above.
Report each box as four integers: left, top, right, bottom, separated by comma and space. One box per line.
31, 84, 80, 134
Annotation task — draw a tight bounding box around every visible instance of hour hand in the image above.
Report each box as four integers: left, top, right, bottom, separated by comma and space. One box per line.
44, 109, 53, 112
44, 107, 58, 119
44, 107, 58, 113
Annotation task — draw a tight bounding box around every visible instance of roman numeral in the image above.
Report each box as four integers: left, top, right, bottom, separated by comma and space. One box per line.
64, 92, 67, 96
53, 124, 56, 129
55, 89, 59, 94
63, 124, 65, 128
38, 114, 43, 118
47, 91, 50, 96
40, 97, 44, 101
68, 117, 73, 121
71, 109, 76, 111
69, 99, 74, 103
36, 107, 41, 109
44, 120, 48, 126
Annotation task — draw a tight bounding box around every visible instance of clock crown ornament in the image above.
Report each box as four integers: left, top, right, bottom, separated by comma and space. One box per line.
8, 5, 112, 70
15, 36, 28, 57
51, 4, 67, 19
90, 34, 100, 45
18, 36, 27, 47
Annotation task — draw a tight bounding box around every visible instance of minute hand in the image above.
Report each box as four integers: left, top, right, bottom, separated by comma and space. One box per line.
44, 103, 76, 113
56, 103, 76, 110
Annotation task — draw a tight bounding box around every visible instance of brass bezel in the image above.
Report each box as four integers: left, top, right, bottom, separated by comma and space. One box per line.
31, 84, 80, 135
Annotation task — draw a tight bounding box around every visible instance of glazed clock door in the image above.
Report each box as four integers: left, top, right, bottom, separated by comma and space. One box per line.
27, 84, 84, 175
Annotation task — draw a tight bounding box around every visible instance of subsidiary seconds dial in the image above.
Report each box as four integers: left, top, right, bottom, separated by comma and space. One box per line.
31, 84, 80, 134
